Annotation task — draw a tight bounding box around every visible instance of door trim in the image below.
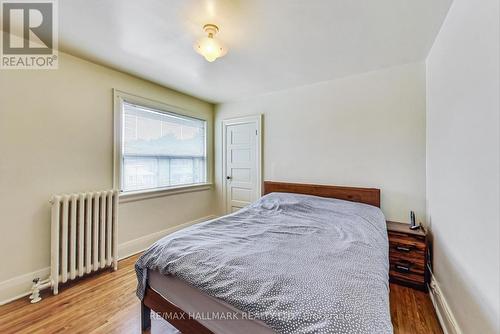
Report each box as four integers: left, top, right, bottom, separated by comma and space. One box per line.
222, 115, 263, 214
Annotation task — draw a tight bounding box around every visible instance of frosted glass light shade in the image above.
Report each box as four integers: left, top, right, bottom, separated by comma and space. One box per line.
194, 24, 227, 62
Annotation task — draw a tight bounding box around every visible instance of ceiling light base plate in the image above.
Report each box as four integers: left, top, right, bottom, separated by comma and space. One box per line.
203, 24, 219, 36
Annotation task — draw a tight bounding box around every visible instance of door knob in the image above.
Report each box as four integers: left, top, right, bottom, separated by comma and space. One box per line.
226, 176, 231, 180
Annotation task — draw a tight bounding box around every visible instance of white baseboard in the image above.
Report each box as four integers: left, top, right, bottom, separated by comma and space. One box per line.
117, 215, 217, 259
0, 215, 217, 306
429, 274, 462, 334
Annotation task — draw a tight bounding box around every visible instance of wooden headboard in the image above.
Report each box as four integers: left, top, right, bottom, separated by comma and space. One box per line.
263, 181, 381, 208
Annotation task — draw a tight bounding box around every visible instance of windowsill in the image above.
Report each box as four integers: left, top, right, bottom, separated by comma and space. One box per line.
119, 183, 213, 203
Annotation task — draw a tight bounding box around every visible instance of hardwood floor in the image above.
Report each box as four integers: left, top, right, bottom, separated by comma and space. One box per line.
0, 255, 442, 334
389, 283, 442, 333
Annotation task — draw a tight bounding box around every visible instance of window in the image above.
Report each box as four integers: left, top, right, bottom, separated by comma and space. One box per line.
115, 96, 208, 195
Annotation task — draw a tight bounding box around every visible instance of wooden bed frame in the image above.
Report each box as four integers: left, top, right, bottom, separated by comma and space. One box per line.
141, 181, 381, 333
263, 181, 380, 207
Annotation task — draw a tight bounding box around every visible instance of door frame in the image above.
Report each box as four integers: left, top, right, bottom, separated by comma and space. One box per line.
222, 114, 263, 214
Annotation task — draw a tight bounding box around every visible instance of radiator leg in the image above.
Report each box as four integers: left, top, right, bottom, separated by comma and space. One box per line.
141, 302, 151, 332
53, 277, 59, 295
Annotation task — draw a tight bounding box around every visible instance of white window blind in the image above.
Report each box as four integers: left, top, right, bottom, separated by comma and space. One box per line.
121, 102, 207, 192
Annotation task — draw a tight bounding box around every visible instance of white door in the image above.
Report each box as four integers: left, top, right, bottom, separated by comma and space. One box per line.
223, 115, 262, 214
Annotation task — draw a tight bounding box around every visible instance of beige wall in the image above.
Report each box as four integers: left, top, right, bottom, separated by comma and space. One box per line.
426, 0, 500, 332
0, 52, 215, 286
215, 62, 427, 222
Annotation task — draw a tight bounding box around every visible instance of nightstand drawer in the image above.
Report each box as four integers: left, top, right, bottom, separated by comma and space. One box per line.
388, 232, 425, 251
390, 259, 424, 273
389, 260, 425, 285
389, 240, 425, 265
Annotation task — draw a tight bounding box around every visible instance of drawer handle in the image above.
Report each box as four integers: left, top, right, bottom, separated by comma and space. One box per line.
395, 245, 412, 252
395, 264, 411, 273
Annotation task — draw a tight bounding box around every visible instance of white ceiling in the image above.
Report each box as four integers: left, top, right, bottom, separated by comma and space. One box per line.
59, 0, 452, 103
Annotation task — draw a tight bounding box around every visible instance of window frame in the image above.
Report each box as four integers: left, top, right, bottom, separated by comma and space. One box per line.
113, 89, 212, 203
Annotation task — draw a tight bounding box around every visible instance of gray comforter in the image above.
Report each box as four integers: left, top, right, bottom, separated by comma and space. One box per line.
136, 192, 392, 334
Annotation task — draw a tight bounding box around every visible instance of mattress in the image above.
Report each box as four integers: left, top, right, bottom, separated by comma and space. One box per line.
149, 270, 274, 334
137, 192, 392, 333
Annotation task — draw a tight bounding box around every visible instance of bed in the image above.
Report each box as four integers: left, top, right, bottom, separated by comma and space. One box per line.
136, 181, 392, 334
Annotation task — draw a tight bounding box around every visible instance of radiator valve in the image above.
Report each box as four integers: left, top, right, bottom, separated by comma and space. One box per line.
29, 278, 42, 303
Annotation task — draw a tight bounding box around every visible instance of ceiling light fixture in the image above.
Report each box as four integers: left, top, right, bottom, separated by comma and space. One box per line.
194, 24, 227, 62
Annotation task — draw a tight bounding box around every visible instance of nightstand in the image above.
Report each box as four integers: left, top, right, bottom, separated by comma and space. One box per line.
386, 221, 429, 291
